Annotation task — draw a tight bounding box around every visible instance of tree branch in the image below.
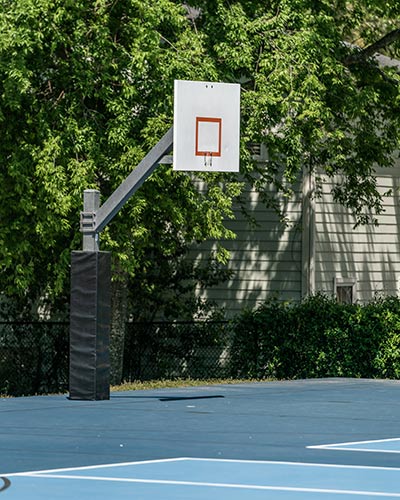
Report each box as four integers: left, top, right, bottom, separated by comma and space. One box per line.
343, 28, 400, 66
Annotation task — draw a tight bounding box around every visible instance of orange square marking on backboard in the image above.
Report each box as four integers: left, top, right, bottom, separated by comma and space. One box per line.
195, 117, 222, 157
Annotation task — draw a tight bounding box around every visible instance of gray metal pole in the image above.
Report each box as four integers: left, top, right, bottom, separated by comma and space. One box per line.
95, 127, 173, 233
72, 129, 173, 400
82, 189, 100, 251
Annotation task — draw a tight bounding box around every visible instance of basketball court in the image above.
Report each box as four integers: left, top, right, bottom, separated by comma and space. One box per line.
13, 81, 399, 497
2, 378, 400, 498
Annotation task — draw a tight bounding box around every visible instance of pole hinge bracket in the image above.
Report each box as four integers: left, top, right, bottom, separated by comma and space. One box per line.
80, 211, 97, 233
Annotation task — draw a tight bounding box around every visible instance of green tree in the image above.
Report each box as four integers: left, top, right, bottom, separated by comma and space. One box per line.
0, 0, 240, 319
0, 0, 399, 319
189, 0, 400, 222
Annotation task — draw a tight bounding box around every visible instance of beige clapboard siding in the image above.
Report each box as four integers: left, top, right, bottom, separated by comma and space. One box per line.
319, 284, 398, 297
231, 202, 302, 212
316, 232, 399, 244
315, 212, 400, 225
201, 286, 302, 298
315, 211, 400, 222
229, 261, 300, 280
195, 259, 302, 315
317, 175, 400, 194
201, 293, 301, 315
193, 249, 301, 273
228, 254, 302, 266
224, 219, 302, 232
314, 170, 400, 302
194, 224, 302, 246
231, 211, 302, 222
315, 205, 400, 217
318, 277, 398, 286
231, 188, 302, 205
192, 184, 303, 315
200, 285, 302, 315
318, 270, 399, 282
194, 247, 302, 258
317, 185, 400, 198
190, 158, 400, 312
316, 250, 400, 263
208, 272, 301, 284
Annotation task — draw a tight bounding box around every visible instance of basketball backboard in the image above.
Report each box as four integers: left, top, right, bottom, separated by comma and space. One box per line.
173, 80, 240, 172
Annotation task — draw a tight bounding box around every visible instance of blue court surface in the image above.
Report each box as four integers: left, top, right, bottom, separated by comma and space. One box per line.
2, 378, 400, 498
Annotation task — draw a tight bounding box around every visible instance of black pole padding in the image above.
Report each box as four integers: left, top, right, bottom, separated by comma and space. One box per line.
69, 251, 111, 400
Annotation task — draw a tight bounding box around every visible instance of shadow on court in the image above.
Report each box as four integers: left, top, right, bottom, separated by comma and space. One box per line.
1, 378, 400, 477
111, 395, 225, 402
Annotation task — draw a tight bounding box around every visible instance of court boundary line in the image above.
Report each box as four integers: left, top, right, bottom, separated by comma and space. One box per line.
10, 472, 400, 497
7, 456, 400, 477
184, 457, 400, 471
6, 458, 400, 498
4, 458, 186, 477
308, 437, 400, 453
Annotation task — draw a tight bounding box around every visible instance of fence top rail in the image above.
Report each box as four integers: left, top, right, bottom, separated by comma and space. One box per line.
0, 320, 230, 326
0, 321, 69, 326
126, 320, 230, 325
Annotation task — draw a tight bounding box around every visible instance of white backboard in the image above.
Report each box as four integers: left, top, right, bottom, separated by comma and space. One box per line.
173, 80, 240, 172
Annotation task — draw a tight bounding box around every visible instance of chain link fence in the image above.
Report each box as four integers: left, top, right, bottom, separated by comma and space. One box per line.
0, 322, 69, 396
122, 321, 233, 381
0, 320, 235, 396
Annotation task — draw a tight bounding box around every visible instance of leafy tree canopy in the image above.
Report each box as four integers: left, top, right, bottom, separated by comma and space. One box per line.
0, 0, 399, 316
0, 0, 239, 314
188, 0, 400, 221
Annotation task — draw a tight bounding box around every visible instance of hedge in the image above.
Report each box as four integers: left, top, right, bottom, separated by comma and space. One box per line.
229, 294, 400, 380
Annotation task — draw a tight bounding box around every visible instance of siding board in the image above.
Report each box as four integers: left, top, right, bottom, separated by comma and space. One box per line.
191, 183, 303, 316
193, 163, 400, 314
315, 172, 400, 302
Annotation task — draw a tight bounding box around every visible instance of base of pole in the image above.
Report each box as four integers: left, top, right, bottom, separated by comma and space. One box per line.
69, 251, 111, 401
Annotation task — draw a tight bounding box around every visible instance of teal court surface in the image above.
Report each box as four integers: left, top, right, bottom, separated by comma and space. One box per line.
2, 378, 400, 498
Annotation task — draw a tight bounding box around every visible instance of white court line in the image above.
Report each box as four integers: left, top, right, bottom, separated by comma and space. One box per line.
185, 457, 400, 472
7, 458, 400, 498
8, 456, 400, 477
4, 458, 187, 477
308, 438, 400, 453
13, 473, 400, 498
309, 447, 400, 454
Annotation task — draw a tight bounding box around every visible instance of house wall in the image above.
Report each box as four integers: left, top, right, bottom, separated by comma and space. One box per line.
314, 167, 400, 302
193, 184, 303, 317
193, 160, 400, 316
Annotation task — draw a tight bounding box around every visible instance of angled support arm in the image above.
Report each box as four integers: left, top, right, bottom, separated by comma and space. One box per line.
80, 127, 173, 250
95, 126, 174, 233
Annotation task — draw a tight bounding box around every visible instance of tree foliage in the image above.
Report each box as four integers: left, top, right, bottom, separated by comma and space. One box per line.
189, 0, 400, 223
0, 0, 239, 315
0, 0, 399, 316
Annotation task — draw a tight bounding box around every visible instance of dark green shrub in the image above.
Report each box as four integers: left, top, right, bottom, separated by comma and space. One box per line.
229, 294, 400, 380
369, 297, 400, 378
230, 297, 291, 379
